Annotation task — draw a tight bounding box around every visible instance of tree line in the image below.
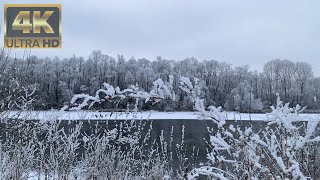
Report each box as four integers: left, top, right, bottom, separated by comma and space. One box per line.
1, 50, 319, 112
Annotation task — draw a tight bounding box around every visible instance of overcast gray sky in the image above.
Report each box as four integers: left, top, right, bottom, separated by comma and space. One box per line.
1, 0, 320, 75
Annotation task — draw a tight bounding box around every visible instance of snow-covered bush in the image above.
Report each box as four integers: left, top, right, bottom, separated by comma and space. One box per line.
67, 76, 176, 111
0, 116, 179, 179
181, 77, 320, 179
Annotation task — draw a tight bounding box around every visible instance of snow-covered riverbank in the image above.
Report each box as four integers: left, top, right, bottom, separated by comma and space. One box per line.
2, 110, 320, 121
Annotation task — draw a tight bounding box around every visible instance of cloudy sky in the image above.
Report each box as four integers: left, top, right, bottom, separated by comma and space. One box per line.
1, 0, 320, 75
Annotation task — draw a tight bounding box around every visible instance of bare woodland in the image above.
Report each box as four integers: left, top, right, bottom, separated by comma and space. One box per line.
0, 50, 318, 112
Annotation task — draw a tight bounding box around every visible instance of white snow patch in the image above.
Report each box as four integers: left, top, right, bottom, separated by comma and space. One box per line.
2, 111, 320, 121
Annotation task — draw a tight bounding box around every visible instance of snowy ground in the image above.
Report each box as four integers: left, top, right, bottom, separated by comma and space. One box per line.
2, 110, 320, 121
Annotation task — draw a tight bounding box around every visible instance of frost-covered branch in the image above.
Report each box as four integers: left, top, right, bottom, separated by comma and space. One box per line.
66, 76, 176, 111
183, 76, 320, 179
0, 78, 37, 111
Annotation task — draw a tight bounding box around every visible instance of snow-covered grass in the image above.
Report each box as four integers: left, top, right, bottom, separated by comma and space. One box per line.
0, 116, 177, 179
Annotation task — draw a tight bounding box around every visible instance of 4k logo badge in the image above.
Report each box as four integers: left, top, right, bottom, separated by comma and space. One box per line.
4, 4, 62, 48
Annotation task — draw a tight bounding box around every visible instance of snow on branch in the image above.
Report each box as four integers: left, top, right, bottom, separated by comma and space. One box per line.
183, 79, 320, 179
65, 76, 176, 111
149, 75, 176, 103
0, 78, 37, 111
179, 77, 200, 104
267, 93, 306, 131
179, 76, 226, 127
69, 94, 99, 111
188, 166, 236, 180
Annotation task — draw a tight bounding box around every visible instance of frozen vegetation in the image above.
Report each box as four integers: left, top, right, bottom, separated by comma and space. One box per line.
1, 71, 320, 180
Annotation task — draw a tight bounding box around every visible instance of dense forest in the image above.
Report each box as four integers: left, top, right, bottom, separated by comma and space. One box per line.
1, 50, 319, 112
